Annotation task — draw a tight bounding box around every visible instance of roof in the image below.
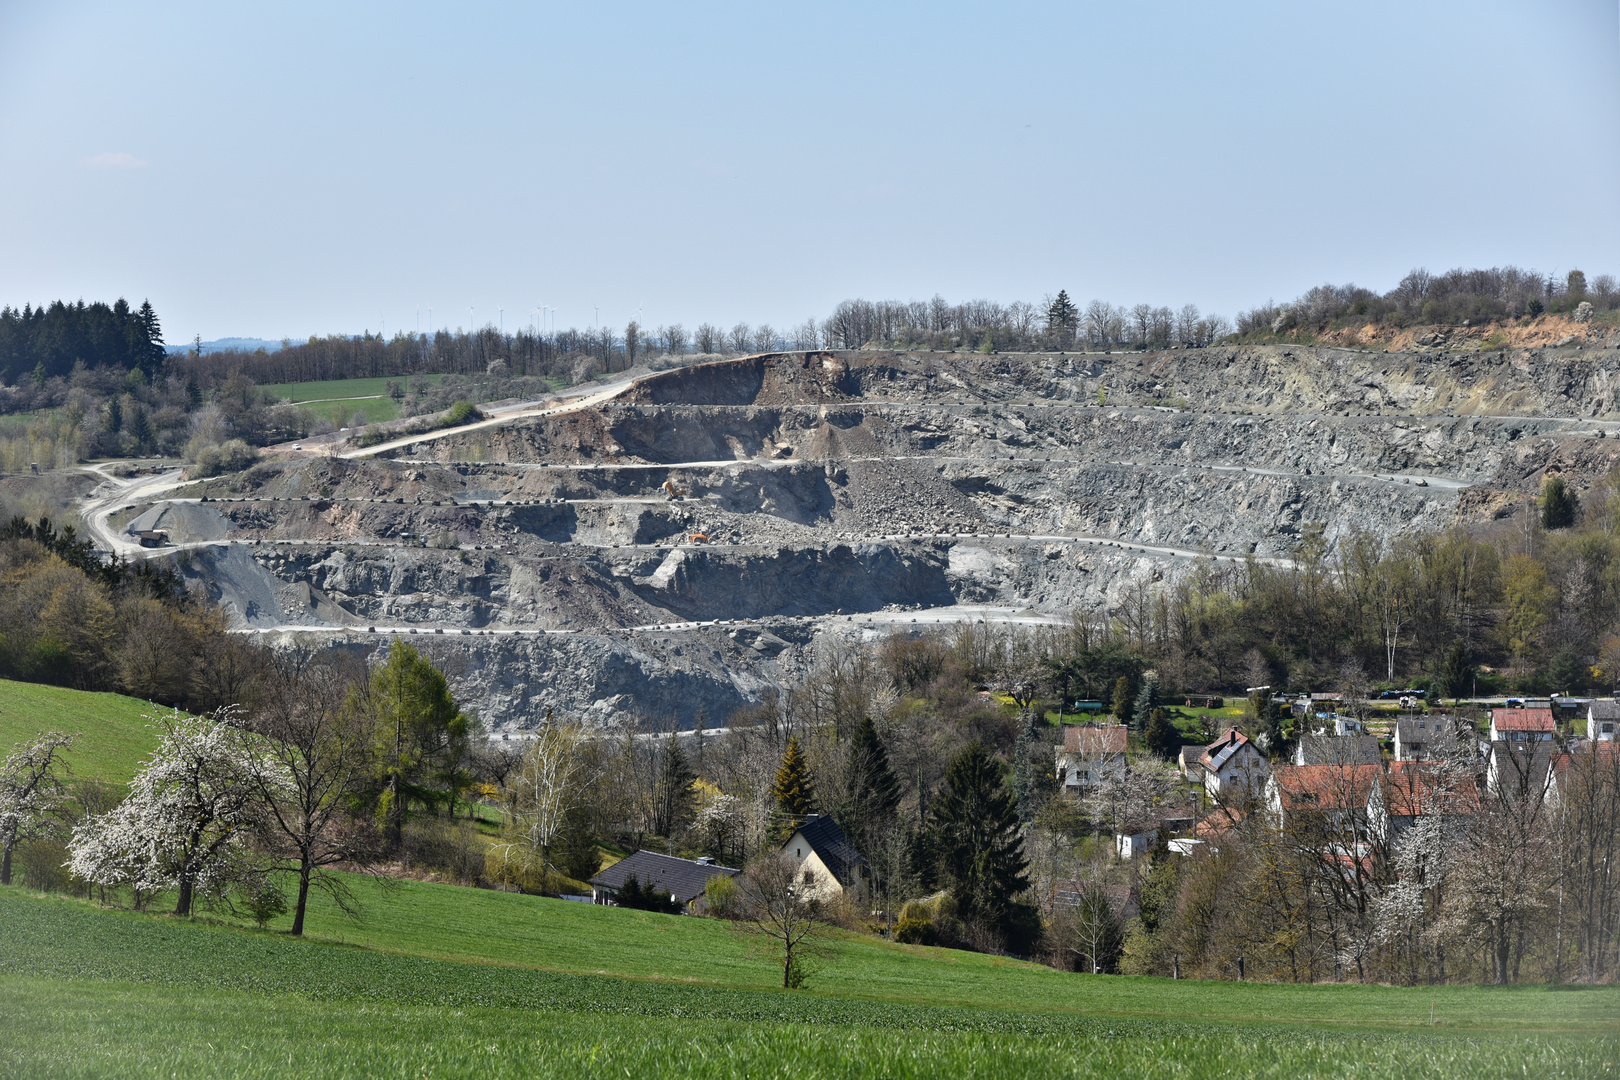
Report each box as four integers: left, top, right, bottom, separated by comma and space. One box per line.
1062, 723, 1128, 757
782, 814, 866, 887
1195, 806, 1245, 840
1395, 717, 1465, 742
1199, 728, 1255, 773
1178, 745, 1205, 771
588, 850, 738, 904
1270, 764, 1382, 812
1589, 700, 1620, 721
1379, 768, 1480, 818
1296, 734, 1382, 765
1492, 708, 1555, 732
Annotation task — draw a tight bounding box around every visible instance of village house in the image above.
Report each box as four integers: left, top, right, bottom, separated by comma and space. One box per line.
1055, 723, 1128, 791
1484, 742, 1558, 799
1265, 763, 1382, 834
1185, 727, 1270, 802
1587, 700, 1620, 743
778, 814, 868, 902
1365, 767, 1480, 842
1393, 716, 1469, 762
1293, 733, 1382, 767
588, 850, 739, 912
1489, 706, 1556, 744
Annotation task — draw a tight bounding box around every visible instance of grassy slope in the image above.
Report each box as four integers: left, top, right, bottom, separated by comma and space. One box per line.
1, 889, 1614, 1079
0, 678, 168, 785
249, 872, 1617, 1032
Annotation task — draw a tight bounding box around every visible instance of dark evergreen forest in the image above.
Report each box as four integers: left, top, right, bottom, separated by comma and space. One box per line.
0, 300, 167, 385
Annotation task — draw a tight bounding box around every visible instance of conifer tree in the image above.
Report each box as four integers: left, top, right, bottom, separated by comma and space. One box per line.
652, 731, 696, 837
1144, 707, 1179, 761
1132, 672, 1162, 737
839, 717, 898, 855
931, 742, 1030, 931
1046, 290, 1078, 337
1111, 676, 1132, 723
771, 736, 814, 838
1541, 475, 1578, 530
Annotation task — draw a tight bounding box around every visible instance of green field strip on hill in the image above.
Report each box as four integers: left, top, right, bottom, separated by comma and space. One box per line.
260, 375, 444, 404
0, 679, 172, 786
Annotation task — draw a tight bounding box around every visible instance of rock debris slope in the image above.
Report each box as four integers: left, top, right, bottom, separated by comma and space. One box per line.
138, 345, 1620, 731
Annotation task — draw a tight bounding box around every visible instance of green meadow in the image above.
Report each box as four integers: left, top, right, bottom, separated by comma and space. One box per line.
0, 679, 168, 785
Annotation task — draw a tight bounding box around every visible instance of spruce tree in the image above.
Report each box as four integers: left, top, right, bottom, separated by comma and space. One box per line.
931, 742, 1030, 932
127, 407, 152, 452
839, 717, 899, 855
1144, 707, 1179, 761
652, 732, 696, 838
1046, 290, 1078, 338
771, 735, 814, 838
1541, 475, 1578, 530
1132, 672, 1162, 737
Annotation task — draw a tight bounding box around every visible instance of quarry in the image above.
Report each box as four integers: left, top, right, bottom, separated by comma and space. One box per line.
79, 343, 1620, 732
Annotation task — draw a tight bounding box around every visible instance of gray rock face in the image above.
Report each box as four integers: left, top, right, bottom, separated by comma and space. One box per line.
163, 346, 1620, 731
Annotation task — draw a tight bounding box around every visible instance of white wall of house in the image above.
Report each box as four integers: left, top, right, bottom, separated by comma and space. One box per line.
781, 831, 846, 901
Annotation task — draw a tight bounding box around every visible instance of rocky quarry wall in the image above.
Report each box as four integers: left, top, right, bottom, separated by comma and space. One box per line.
146, 344, 1620, 733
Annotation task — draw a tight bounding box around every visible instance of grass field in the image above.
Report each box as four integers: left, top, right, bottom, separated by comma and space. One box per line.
0, 678, 168, 785
0, 888, 1614, 1078
260, 375, 448, 424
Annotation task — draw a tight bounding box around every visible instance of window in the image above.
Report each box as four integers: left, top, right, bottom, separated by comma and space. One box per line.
795, 848, 802, 857
802, 870, 814, 885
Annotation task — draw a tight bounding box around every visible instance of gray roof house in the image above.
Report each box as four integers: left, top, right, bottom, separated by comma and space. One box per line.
1393, 717, 1467, 762
1589, 700, 1620, 743
1294, 733, 1382, 767
588, 850, 739, 911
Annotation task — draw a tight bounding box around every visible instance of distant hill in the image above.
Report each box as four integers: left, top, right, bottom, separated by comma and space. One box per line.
166, 337, 285, 356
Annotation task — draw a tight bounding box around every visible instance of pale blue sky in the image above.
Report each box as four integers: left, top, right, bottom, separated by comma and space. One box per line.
1, 1, 1617, 343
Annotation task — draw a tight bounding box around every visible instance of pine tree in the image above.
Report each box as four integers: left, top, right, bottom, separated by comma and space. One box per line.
1144, 707, 1179, 761
771, 736, 814, 838
1132, 672, 1162, 737
931, 742, 1030, 932
104, 394, 122, 433
137, 300, 165, 373
839, 717, 899, 855
1541, 475, 1578, 530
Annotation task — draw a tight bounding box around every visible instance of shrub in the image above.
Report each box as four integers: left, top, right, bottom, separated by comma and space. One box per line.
703, 873, 740, 918
239, 876, 288, 928
17, 838, 71, 894
441, 401, 481, 428
191, 439, 257, 478
895, 914, 934, 945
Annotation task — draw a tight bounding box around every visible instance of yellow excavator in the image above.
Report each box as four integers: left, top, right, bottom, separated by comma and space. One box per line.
662, 480, 686, 500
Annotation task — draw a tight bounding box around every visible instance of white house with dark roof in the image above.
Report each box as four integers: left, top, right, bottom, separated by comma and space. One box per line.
1394, 716, 1468, 762
779, 814, 868, 902
1191, 728, 1270, 801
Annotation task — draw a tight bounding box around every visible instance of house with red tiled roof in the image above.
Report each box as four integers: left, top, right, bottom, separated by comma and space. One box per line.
1265, 763, 1382, 833
1489, 707, 1556, 744
1055, 723, 1128, 791
1366, 767, 1480, 842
